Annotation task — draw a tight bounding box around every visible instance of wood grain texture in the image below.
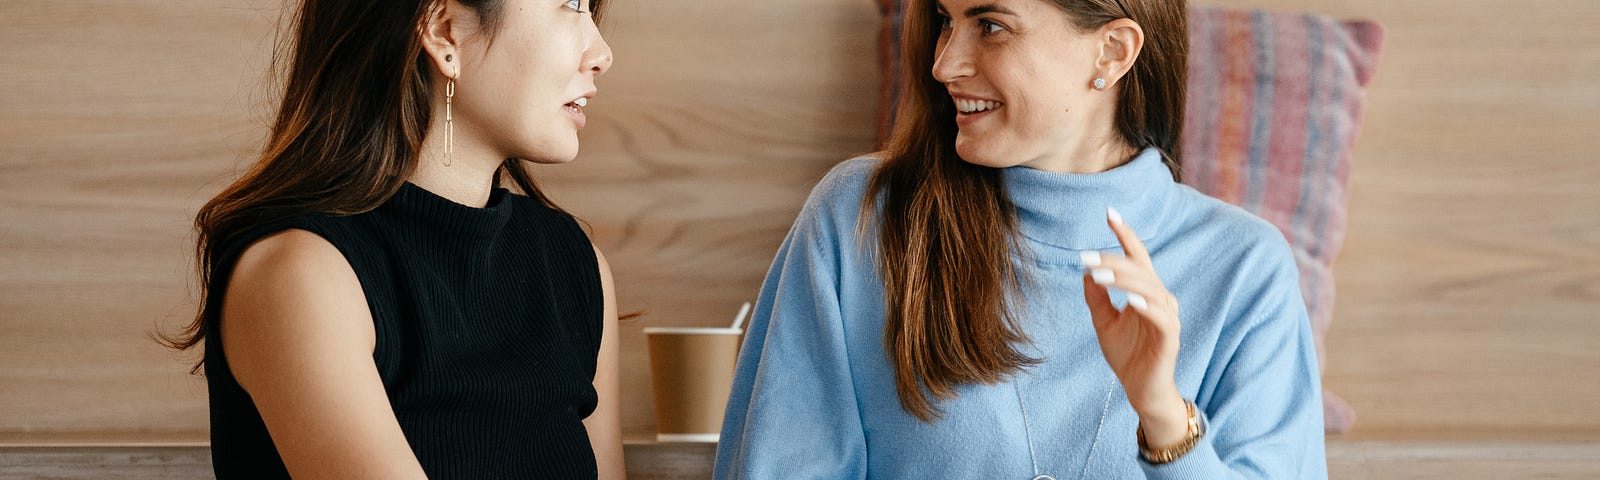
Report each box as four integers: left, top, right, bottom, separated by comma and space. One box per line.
1198, 0, 1600, 438
0, 0, 278, 440
0, 0, 1596, 450
542, 0, 883, 436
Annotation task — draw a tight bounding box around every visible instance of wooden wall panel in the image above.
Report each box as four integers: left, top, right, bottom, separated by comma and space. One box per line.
540, 0, 883, 436
1198, 0, 1600, 439
1, 0, 279, 441
1, 0, 1596, 447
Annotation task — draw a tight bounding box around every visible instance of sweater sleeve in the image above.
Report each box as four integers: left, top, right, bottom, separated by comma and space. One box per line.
713, 167, 869, 480
1141, 234, 1328, 479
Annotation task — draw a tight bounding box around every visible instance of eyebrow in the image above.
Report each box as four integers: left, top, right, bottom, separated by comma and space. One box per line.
966, 3, 1018, 17
936, 2, 1019, 18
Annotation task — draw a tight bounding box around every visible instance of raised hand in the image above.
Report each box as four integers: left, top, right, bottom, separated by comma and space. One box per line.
1081, 206, 1190, 448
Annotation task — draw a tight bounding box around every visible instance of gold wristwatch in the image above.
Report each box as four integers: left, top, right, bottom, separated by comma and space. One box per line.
1137, 399, 1207, 465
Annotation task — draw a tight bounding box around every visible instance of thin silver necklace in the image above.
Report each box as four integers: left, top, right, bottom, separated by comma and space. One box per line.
1013, 377, 1117, 480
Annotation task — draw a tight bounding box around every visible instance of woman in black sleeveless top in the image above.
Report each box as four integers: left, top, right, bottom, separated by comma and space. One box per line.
159, 1, 621, 478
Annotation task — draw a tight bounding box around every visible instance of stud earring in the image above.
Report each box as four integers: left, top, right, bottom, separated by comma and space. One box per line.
1093, 77, 1108, 91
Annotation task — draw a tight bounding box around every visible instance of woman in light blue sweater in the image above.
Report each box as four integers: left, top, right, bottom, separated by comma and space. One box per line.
716, 0, 1325, 478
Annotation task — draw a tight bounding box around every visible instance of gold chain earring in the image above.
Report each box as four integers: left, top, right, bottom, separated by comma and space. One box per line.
445, 71, 455, 167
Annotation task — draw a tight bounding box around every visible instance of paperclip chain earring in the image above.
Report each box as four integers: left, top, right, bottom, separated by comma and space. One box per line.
444, 53, 456, 167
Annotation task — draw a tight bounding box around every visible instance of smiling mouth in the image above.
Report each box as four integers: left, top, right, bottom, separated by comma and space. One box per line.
564, 97, 588, 114
955, 98, 1003, 114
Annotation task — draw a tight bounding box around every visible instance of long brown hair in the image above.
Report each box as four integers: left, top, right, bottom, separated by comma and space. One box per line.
863, 0, 1187, 422
160, 0, 605, 372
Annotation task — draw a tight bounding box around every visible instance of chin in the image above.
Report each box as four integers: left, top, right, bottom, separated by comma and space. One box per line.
516, 139, 581, 165
953, 133, 1023, 169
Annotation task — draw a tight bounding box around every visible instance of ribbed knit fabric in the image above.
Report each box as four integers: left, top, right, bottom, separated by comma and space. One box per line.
203, 182, 604, 479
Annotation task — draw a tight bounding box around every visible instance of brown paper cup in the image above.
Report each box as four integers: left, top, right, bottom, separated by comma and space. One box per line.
644, 327, 743, 443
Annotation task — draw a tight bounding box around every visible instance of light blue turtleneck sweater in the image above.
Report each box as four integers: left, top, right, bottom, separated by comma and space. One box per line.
714, 148, 1327, 479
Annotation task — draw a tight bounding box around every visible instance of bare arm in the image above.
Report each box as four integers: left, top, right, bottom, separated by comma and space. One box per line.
220, 229, 428, 480
583, 245, 626, 480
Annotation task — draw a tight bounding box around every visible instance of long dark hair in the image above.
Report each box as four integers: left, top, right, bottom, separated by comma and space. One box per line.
863, 0, 1187, 422
160, 0, 605, 372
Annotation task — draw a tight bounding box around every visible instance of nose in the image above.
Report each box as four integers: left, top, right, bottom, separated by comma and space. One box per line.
584, 26, 614, 76
930, 34, 973, 83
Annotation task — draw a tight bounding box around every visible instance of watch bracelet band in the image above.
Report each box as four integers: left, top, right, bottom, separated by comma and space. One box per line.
1137, 398, 1206, 465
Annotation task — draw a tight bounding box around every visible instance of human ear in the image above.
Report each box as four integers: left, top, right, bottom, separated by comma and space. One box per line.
419, 0, 465, 80
1091, 18, 1145, 90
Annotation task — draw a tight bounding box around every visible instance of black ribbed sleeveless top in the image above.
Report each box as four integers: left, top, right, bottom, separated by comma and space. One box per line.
203, 182, 604, 479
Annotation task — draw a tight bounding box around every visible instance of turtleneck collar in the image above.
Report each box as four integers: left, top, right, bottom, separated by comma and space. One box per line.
1001, 147, 1178, 259
384, 181, 515, 238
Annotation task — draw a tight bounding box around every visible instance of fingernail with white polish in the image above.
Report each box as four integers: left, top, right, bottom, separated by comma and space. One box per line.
1080, 251, 1101, 267
1091, 268, 1115, 285
1127, 292, 1148, 310
1107, 206, 1124, 226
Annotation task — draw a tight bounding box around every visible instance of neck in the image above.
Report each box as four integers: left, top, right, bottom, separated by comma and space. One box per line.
410, 121, 502, 208
1024, 135, 1139, 175
1022, 108, 1139, 174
